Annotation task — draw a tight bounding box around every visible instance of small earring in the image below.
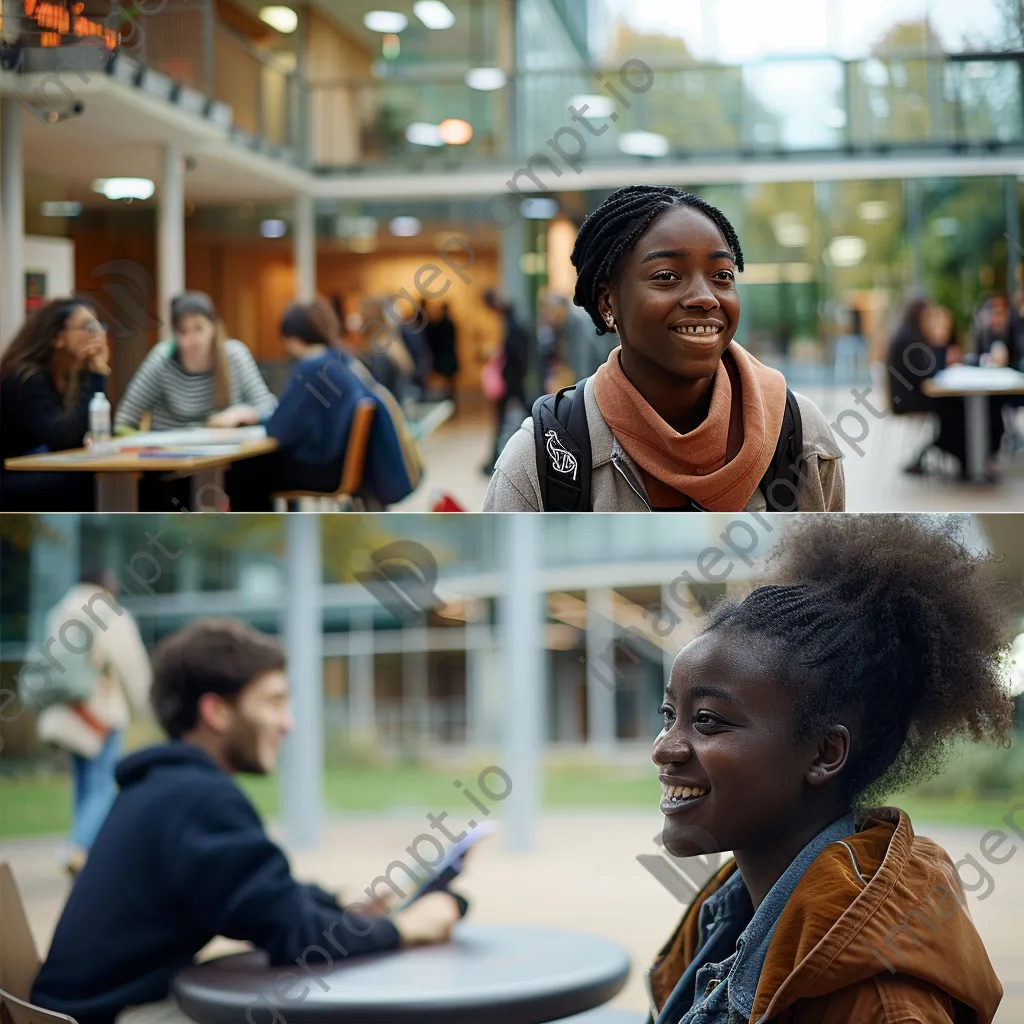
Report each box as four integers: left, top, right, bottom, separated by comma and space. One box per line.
604, 315, 615, 329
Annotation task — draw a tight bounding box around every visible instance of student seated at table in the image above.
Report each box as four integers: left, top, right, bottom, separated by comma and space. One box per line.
113, 291, 277, 433
31, 618, 464, 1024
227, 299, 423, 510
0, 297, 110, 511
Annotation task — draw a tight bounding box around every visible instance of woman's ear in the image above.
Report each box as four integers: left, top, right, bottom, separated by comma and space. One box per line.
596, 284, 615, 324
807, 725, 850, 787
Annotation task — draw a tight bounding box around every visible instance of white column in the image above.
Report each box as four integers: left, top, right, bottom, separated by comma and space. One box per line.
1, 97, 24, 350
157, 144, 186, 330
585, 588, 617, 749
281, 515, 323, 850
501, 515, 544, 852
294, 192, 316, 302
348, 607, 377, 751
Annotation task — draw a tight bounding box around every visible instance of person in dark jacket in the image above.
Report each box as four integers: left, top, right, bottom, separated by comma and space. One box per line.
482, 289, 531, 474
227, 299, 422, 510
427, 303, 459, 399
0, 297, 110, 511
887, 297, 1003, 478
31, 618, 464, 1024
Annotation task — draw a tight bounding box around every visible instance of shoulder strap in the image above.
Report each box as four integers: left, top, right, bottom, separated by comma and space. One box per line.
531, 378, 592, 512
759, 389, 803, 512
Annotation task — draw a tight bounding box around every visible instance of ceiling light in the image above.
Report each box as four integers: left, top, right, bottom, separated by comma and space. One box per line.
465, 67, 506, 91
389, 216, 422, 237
858, 200, 891, 223
520, 198, 558, 220
258, 6, 297, 33
363, 10, 407, 32
260, 218, 287, 238
405, 121, 444, 146
41, 201, 83, 217
92, 177, 155, 200
438, 118, 472, 144
413, 0, 454, 29
617, 131, 669, 157
569, 94, 614, 118
825, 235, 867, 268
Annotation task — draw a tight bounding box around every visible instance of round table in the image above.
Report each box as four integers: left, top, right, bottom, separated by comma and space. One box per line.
172, 923, 632, 1024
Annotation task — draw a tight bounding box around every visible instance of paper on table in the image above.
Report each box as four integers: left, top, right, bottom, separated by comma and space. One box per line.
108, 425, 268, 450
932, 366, 1024, 390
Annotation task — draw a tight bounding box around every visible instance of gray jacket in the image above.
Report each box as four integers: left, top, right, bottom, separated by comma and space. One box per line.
483, 378, 845, 512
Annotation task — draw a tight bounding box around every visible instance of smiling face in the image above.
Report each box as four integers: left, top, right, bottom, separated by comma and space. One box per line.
597, 205, 740, 382
653, 629, 836, 859
175, 312, 217, 370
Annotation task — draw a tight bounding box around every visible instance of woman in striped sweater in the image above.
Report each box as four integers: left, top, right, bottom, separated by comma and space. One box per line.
114, 292, 277, 432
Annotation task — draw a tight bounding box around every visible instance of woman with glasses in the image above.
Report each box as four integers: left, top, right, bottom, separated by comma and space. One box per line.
0, 297, 110, 511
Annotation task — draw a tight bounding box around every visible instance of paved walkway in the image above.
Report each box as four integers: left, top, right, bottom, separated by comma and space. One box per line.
393, 390, 1024, 513
4, 813, 1022, 1021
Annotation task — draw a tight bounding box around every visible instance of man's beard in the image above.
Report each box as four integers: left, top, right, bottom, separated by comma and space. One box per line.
222, 715, 267, 775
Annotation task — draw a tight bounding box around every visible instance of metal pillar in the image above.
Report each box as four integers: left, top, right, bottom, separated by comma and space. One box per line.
158, 144, 186, 330
1006, 175, 1021, 297
281, 515, 324, 850
294, 193, 316, 302
348, 607, 377, 751
584, 588, 617, 748
1, 97, 24, 350
500, 515, 544, 852
905, 178, 924, 291
403, 618, 430, 751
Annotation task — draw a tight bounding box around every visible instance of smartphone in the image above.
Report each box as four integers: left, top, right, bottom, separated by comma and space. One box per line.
397, 821, 496, 909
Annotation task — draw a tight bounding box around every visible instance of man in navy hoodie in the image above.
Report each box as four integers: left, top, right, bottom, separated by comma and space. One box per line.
31, 618, 462, 1024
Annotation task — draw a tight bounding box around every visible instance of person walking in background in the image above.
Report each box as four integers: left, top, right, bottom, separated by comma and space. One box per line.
113, 291, 277, 433
481, 289, 530, 476
427, 303, 459, 400
33, 570, 151, 876
0, 297, 110, 511
31, 618, 463, 1024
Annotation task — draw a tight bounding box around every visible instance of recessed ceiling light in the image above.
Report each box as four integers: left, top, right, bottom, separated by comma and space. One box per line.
569, 94, 613, 118
438, 118, 472, 144
364, 10, 407, 32
389, 216, 422, 237
41, 201, 83, 217
258, 6, 297, 33
858, 200, 891, 223
260, 218, 287, 238
465, 67, 506, 91
617, 131, 669, 157
825, 236, 868, 268
92, 177, 155, 200
405, 122, 444, 146
413, 0, 454, 29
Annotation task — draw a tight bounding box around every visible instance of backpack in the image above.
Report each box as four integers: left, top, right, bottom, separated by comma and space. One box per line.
531, 379, 804, 512
17, 643, 101, 711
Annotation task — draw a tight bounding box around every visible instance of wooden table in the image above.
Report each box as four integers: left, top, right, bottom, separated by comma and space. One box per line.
923, 366, 1024, 483
3, 438, 277, 512
172, 923, 631, 1024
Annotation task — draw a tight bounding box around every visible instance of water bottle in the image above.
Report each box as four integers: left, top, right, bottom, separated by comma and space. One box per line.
88, 391, 111, 446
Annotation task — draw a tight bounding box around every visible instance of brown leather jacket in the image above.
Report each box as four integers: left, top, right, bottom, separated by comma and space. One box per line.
647, 808, 1002, 1023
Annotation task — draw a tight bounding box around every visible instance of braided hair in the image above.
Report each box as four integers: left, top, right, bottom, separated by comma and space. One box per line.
701, 515, 1015, 804
570, 185, 745, 334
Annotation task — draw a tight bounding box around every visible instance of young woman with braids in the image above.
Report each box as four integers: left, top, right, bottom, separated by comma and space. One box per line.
647, 515, 1013, 1024
484, 185, 844, 511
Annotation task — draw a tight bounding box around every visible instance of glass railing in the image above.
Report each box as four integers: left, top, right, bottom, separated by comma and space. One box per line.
310, 54, 1024, 171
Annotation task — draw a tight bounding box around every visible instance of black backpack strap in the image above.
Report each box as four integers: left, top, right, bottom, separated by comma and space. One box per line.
531, 378, 593, 511
760, 389, 804, 512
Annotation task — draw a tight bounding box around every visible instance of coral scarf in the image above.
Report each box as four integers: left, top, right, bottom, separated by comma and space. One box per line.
592, 343, 788, 510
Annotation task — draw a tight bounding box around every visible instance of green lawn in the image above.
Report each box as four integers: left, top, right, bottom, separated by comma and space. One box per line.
1, 765, 1020, 840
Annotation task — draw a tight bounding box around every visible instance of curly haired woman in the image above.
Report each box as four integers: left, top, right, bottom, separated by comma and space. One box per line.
648, 514, 1013, 1024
